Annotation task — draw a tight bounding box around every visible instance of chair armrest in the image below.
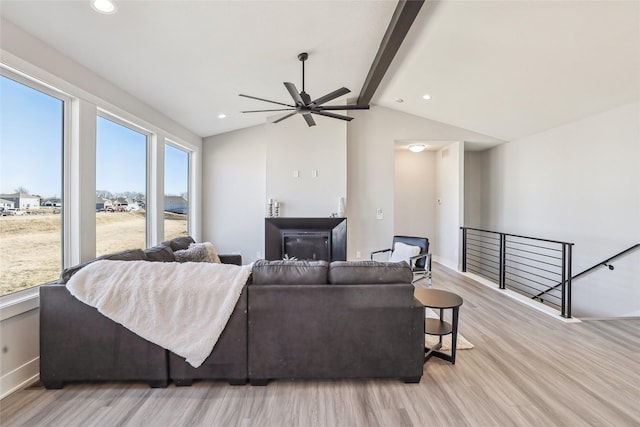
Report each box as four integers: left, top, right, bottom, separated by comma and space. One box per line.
409, 252, 432, 270
370, 248, 392, 260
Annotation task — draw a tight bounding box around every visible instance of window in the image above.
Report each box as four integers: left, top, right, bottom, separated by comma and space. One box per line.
164, 143, 189, 240
0, 74, 65, 296
95, 115, 147, 256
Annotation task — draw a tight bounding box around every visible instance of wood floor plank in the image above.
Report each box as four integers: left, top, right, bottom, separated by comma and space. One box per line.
2, 263, 639, 426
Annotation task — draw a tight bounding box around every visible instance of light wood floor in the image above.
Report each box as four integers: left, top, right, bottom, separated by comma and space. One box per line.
2, 264, 639, 427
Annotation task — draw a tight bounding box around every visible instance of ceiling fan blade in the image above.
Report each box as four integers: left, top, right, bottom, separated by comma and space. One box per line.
271, 112, 297, 124
315, 105, 370, 111
311, 87, 351, 106
242, 108, 295, 113
312, 111, 353, 122
239, 94, 294, 108
302, 113, 316, 127
284, 82, 305, 106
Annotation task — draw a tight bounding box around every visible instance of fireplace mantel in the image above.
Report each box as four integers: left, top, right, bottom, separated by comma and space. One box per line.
264, 217, 347, 261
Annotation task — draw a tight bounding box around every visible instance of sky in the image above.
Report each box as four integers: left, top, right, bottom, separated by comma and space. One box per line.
1, 75, 188, 199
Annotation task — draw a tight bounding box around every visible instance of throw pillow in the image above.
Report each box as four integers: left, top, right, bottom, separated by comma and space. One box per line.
161, 235, 196, 251
144, 244, 175, 262
388, 241, 421, 264
173, 242, 221, 263
59, 248, 147, 283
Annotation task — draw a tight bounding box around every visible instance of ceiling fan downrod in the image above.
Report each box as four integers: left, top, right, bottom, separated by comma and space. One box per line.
298, 52, 308, 94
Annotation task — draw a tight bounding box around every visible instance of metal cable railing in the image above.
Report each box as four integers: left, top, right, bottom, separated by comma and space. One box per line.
461, 227, 574, 318
534, 243, 640, 300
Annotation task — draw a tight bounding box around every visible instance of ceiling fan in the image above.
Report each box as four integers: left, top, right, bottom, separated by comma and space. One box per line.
239, 52, 369, 127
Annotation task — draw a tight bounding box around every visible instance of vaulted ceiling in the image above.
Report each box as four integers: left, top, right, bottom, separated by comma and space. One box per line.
2, 1, 639, 144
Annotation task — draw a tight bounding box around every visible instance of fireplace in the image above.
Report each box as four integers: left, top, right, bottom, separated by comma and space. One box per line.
265, 218, 347, 261
282, 231, 331, 261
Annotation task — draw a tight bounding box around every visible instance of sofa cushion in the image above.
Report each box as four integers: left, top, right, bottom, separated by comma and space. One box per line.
252, 260, 329, 285
328, 261, 413, 285
161, 236, 195, 251
59, 249, 147, 284
144, 244, 175, 262
174, 242, 221, 263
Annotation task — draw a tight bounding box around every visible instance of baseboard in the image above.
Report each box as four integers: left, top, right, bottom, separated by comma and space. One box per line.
0, 357, 39, 400
461, 271, 581, 324
431, 255, 458, 271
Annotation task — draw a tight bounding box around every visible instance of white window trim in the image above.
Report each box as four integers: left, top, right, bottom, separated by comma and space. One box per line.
96, 110, 152, 248
164, 139, 193, 239
0, 56, 202, 316
0, 67, 70, 312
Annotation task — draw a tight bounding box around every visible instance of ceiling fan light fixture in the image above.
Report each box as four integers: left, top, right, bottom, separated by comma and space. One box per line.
408, 144, 427, 153
91, 0, 118, 14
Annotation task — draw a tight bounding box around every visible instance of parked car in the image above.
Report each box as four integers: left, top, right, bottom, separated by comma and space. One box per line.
106, 204, 128, 212
4, 208, 27, 216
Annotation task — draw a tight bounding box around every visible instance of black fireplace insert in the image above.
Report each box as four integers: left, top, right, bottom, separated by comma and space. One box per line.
265, 218, 347, 261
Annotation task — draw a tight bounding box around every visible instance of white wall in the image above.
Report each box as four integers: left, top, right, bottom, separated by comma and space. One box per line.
463, 150, 484, 228
202, 115, 346, 262
203, 105, 497, 263
393, 146, 436, 240
347, 106, 494, 261
202, 125, 266, 261
473, 102, 640, 317
435, 142, 464, 270
265, 115, 346, 218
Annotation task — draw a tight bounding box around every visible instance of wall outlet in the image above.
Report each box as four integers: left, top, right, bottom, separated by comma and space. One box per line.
376, 208, 384, 220
256, 251, 262, 259
356, 251, 361, 258
293, 170, 299, 178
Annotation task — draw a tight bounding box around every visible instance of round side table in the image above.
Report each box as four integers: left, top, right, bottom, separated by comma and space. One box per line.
414, 288, 463, 364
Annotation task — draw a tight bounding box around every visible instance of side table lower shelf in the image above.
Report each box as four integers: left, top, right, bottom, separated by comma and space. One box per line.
424, 317, 456, 363
414, 289, 463, 365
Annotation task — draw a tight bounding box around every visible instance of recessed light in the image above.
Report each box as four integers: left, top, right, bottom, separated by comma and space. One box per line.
422, 94, 432, 100
408, 144, 427, 153
91, 0, 117, 14
218, 114, 227, 119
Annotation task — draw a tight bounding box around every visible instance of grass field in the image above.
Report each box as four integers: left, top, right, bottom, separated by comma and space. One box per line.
0, 211, 187, 296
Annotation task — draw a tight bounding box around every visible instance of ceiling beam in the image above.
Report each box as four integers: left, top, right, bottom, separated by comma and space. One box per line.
357, 0, 425, 106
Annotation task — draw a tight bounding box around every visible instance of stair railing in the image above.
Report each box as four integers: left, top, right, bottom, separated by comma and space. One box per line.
534, 243, 640, 301
460, 227, 574, 317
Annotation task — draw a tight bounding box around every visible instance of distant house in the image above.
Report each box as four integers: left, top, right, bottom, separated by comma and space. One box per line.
126, 198, 142, 211
96, 197, 111, 211
0, 193, 40, 209
0, 198, 15, 209
42, 198, 62, 207
164, 196, 188, 215
112, 197, 129, 211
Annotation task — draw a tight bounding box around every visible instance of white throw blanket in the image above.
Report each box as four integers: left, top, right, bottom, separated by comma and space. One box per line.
66, 260, 253, 368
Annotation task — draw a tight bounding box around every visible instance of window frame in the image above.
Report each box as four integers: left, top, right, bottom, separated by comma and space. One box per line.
95, 109, 152, 251
164, 139, 192, 240
0, 66, 70, 303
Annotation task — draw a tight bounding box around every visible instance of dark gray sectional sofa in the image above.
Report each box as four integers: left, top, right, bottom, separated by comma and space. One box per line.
248, 260, 425, 384
39, 238, 425, 389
